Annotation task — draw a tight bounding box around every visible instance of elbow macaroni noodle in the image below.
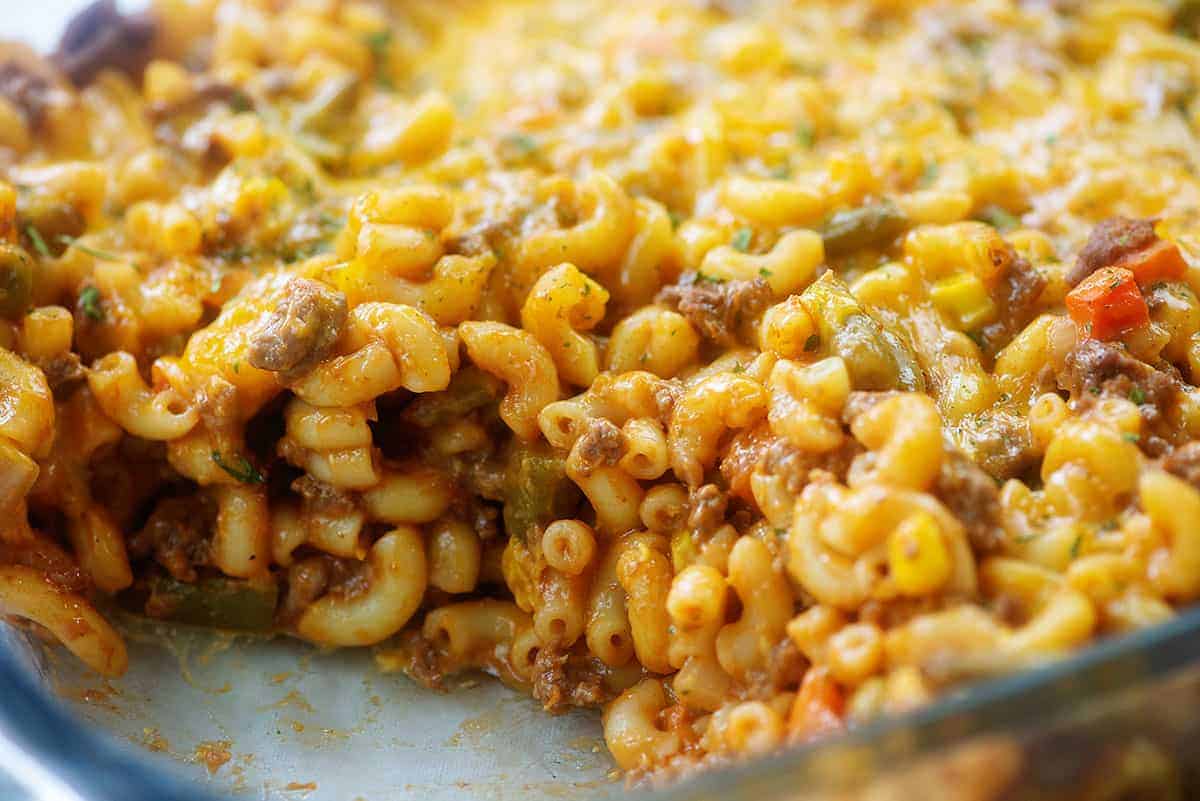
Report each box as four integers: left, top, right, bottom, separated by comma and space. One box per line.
7, 0, 1200, 782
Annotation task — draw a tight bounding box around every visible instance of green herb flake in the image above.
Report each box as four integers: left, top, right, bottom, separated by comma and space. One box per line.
1069, 534, 1082, 559
803, 333, 820, 352
218, 244, 255, 262
795, 122, 814, 148
502, 133, 539, 158
25, 225, 51, 258
1122, 431, 1140, 443
59, 236, 122, 262
211, 451, 265, 485
919, 161, 939, 188
731, 227, 753, 252
293, 177, 317, 203
363, 30, 392, 57
668, 210, 685, 229
976, 205, 1020, 232
1129, 386, 1147, 404
79, 286, 104, 321
758, 267, 773, 278
1089, 385, 1103, 396
317, 212, 344, 230
363, 30, 395, 89
229, 91, 253, 113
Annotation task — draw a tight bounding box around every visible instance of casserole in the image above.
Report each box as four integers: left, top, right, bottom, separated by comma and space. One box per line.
3, 1, 1200, 799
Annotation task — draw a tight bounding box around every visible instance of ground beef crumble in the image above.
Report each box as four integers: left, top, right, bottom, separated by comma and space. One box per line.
0, 61, 54, 129
572, 418, 626, 475
1164, 441, 1200, 490
687, 483, 728, 536
278, 554, 368, 624
532, 646, 611, 713
1057, 338, 1184, 456
54, 0, 156, 86
934, 450, 1005, 552
35, 353, 85, 396
655, 275, 772, 347
292, 475, 357, 515
0, 536, 90, 595
246, 278, 348, 381
720, 422, 862, 511
1066, 216, 1158, 287
127, 495, 216, 583
956, 409, 1037, 481
977, 255, 1046, 357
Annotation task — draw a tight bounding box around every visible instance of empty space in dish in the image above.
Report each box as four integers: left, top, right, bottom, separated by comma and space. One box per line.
40, 619, 618, 801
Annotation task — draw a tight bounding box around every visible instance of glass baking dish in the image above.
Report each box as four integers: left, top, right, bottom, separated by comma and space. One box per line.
3, 4, 1200, 800
3, 605, 1200, 801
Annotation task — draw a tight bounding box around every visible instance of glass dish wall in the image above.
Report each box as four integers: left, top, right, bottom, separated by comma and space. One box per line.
3, 608, 1200, 801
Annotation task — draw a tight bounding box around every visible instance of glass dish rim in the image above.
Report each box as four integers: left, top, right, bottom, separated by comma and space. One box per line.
1, 605, 1199, 800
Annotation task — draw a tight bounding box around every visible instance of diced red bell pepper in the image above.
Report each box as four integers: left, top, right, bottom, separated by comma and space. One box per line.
1115, 239, 1188, 285
788, 667, 845, 741
1065, 266, 1149, 340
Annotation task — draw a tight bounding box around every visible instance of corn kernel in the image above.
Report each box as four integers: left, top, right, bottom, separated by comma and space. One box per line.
627, 68, 676, 116
888, 512, 952, 596
930, 272, 997, 329
143, 60, 192, 107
